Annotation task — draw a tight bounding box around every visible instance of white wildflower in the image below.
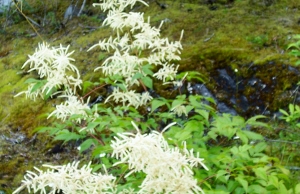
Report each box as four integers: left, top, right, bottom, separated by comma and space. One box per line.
96, 49, 143, 82
14, 83, 43, 101
88, 0, 184, 109
164, 72, 188, 88
47, 93, 90, 123
153, 64, 179, 82
111, 121, 208, 194
22, 42, 55, 78
12, 161, 116, 194
105, 88, 152, 108
171, 104, 188, 117
19, 42, 82, 97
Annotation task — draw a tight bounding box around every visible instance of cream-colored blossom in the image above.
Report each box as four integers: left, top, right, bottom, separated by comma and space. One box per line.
164, 72, 188, 88
171, 104, 188, 117
47, 93, 90, 123
153, 64, 179, 82
111, 121, 208, 194
88, 0, 184, 111
95, 49, 143, 82
13, 161, 116, 194
111, 123, 207, 194
105, 88, 152, 108
19, 42, 82, 97
14, 83, 43, 101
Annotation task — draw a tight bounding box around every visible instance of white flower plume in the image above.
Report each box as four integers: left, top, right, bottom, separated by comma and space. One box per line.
20, 42, 82, 96
13, 161, 116, 194
105, 88, 152, 108
47, 92, 90, 123
89, 0, 183, 107
111, 121, 208, 194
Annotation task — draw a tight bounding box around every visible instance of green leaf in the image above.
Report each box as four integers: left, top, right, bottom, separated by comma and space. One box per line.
236, 131, 248, 144
54, 129, 83, 142
79, 139, 97, 154
142, 64, 154, 75
246, 115, 269, 128
253, 142, 267, 153
82, 81, 94, 94
248, 185, 267, 193
98, 53, 106, 61
295, 60, 300, 66
227, 180, 239, 192
216, 170, 228, 180
253, 167, 268, 181
132, 72, 143, 80
110, 127, 125, 133
174, 130, 192, 141
171, 99, 185, 109
151, 99, 166, 112
141, 76, 153, 89
195, 109, 210, 122
92, 144, 112, 158
43, 87, 57, 100
294, 183, 300, 194
86, 121, 101, 131
30, 80, 46, 93
268, 175, 279, 188
243, 130, 264, 141
235, 176, 248, 193
24, 78, 39, 84
115, 83, 127, 91
184, 120, 203, 133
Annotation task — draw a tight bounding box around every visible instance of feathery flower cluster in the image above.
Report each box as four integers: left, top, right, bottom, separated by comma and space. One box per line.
13, 161, 116, 194
16, 42, 90, 122
89, 0, 183, 107
21, 42, 81, 95
14, 122, 208, 194
47, 93, 90, 123
105, 88, 152, 108
111, 122, 208, 194
171, 104, 189, 117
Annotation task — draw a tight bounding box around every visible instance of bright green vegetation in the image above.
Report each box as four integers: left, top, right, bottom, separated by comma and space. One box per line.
1, 0, 300, 193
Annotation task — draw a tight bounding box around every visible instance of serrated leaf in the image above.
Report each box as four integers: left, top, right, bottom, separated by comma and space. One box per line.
110, 127, 125, 133
236, 131, 248, 144
116, 83, 127, 91
25, 78, 39, 84
30, 80, 46, 93
141, 76, 153, 89
175, 130, 192, 141
294, 183, 300, 194
151, 99, 166, 112
243, 130, 263, 140
253, 167, 268, 181
253, 142, 267, 153
235, 176, 248, 193
82, 81, 94, 94
79, 139, 97, 154
171, 99, 185, 109
216, 170, 228, 180
132, 72, 143, 80
54, 129, 83, 142
142, 64, 154, 75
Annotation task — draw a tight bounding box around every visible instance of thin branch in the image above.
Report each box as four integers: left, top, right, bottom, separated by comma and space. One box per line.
82, 84, 108, 99
77, 0, 86, 17
13, 1, 43, 41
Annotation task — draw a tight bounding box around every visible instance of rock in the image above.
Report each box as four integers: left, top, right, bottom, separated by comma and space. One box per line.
64, 5, 80, 22
0, 0, 12, 13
